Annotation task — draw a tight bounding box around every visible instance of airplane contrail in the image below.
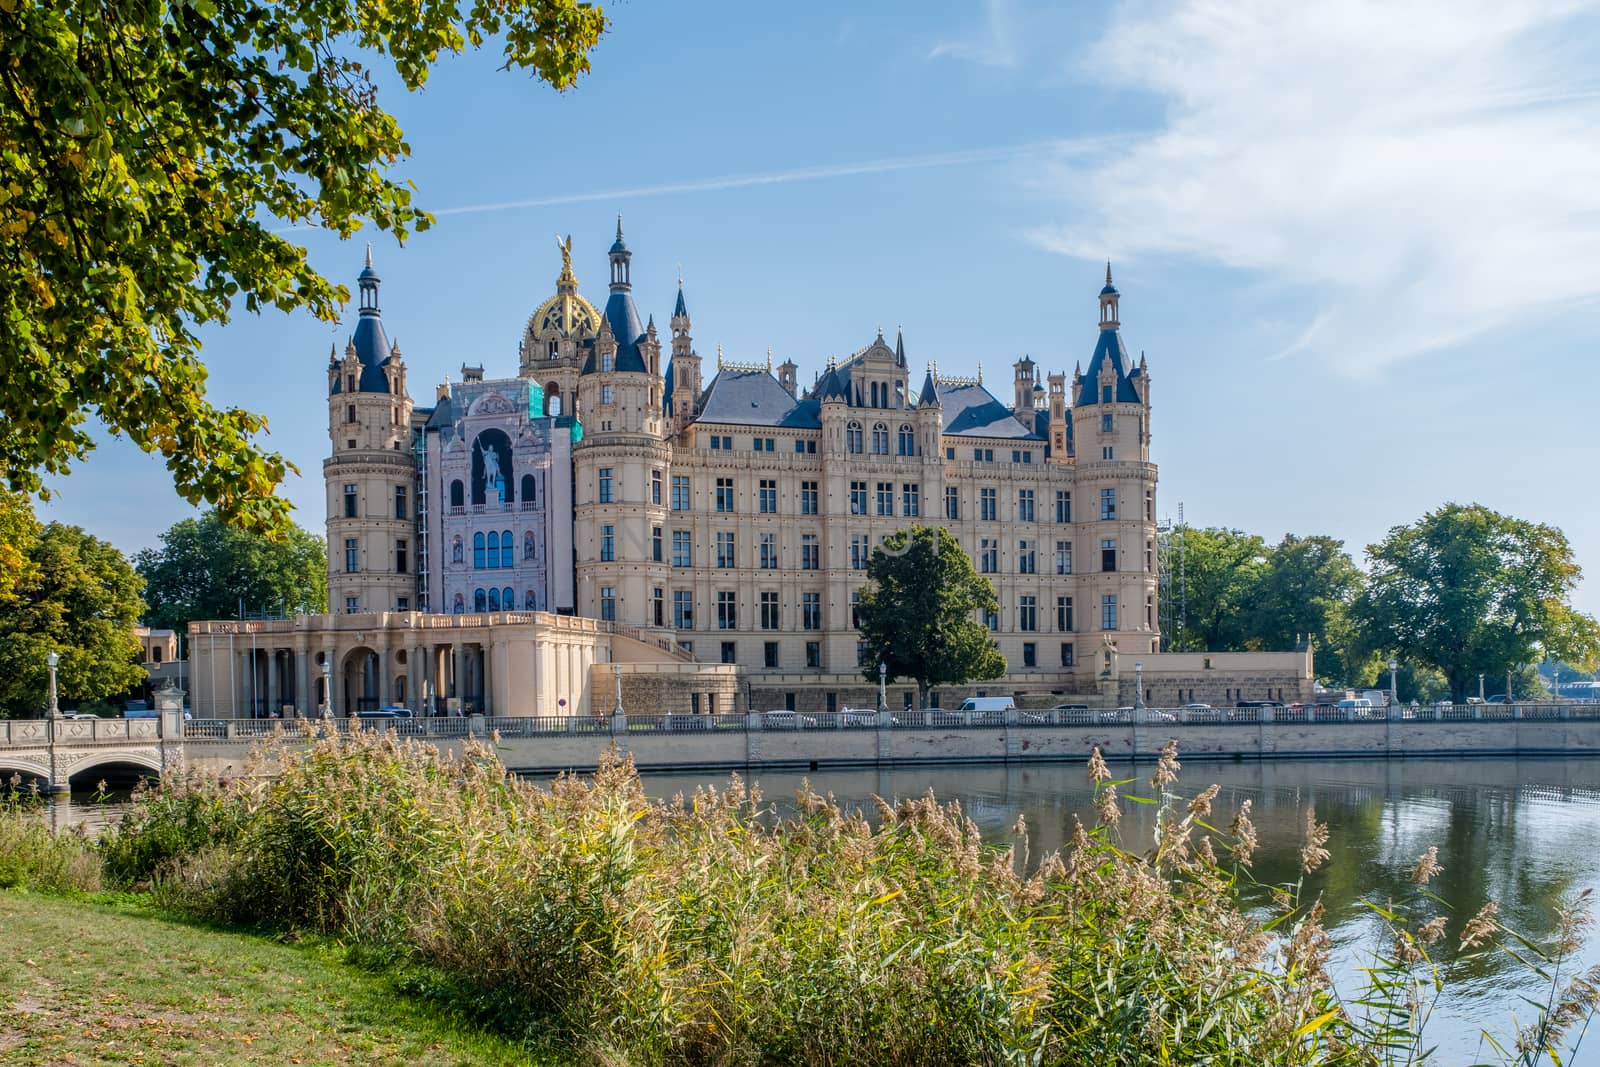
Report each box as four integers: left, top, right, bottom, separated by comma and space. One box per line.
273, 137, 1118, 232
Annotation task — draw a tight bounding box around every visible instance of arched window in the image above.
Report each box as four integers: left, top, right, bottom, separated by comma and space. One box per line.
500, 530, 513, 569
486, 531, 499, 568
870, 382, 879, 407
487, 588, 501, 612
546, 384, 562, 417
521, 474, 536, 506
473, 588, 487, 613
473, 532, 486, 569
898, 424, 915, 456
524, 589, 537, 610
503, 587, 514, 611
846, 421, 863, 454
547, 339, 557, 358
872, 423, 889, 455
450, 480, 464, 509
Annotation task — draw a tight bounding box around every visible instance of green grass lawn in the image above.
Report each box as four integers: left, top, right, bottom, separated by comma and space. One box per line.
0, 892, 551, 1066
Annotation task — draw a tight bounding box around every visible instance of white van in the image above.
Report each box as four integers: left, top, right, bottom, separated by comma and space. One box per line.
957, 696, 1016, 713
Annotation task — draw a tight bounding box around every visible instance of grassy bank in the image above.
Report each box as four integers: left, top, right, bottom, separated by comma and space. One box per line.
0, 892, 553, 1066
4, 732, 1598, 1065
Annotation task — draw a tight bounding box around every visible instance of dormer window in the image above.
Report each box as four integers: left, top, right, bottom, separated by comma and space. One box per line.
347, 374, 356, 393
1101, 384, 1112, 403
602, 351, 614, 372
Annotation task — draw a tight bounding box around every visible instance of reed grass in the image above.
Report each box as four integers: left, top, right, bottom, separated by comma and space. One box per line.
6, 730, 1596, 1065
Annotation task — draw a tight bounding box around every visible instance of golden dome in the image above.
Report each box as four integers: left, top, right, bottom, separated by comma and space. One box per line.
527, 291, 602, 340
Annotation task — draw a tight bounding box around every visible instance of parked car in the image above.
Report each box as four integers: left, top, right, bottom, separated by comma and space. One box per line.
356, 707, 412, 719
958, 696, 1016, 714
1052, 703, 1090, 712
1180, 702, 1213, 711
839, 706, 879, 726
62, 711, 99, 720
762, 710, 817, 728
1486, 694, 1510, 704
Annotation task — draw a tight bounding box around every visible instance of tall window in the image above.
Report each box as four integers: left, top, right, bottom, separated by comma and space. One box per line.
345, 538, 359, 572
801, 481, 818, 515
1057, 596, 1074, 632
1101, 539, 1117, 572
979, 538, 998, 574
801, 534, 819, 571
760, 591, 780, 630
1056, 491, 1071, 523
600, 384, 614, 405
759, 479, 778, 514
1018, 489, 1035, 522
1056, 541, 1073, 575
1102, 595, 1118, 631
500, 529, 512, 568
850, 534, 869, 570
601, 525, 615, 562
652, 527, 663, 563
1102, 412, 1114, 433
1100, 488, 1116, 521
850, 590, 862, 628
1146, 540, 1153, 573
715, 478, 735, 512
717, 591, 737, 630
473, 532, 485, 569
984, 607, 999, 632
1019, 595, 1037, 632
945, 486, 959, 521
764, 642, 780, 668
1018, 540, 1036, 574
1022, 642, 1037, 668
898, 424, 915, 456
846, 422, 863, 453
849, 481, 867, 515
673, 590, 693, 629
486, 531, 500, 569
802, 592, 821, 630
671, 475, 691, 510
716, 531, 736, 568
601, 350, 614, 372
343, 484, 358, 518
395, 539, 408, 575
902, 483, 920, 517
651, 469, 662, 505
1146, 488, 1154, 521
672, 530, 692, 567
759, 533, 778, 569
1147, 593, 1155, 630
652, 588, 664, 627
450, 480, 464, 509
394, 485, 407, 519
598, 468, 613, 503
1061, 642, 1075, 667
872, 423, 889, 455
474, 588, 487, 612
876, 482, 893, 516
806, 642, 821, 668
600, 587, 616, 621
979, 487, 997, 521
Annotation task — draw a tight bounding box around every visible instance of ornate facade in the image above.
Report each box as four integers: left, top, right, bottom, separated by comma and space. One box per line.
322, 223, 1170, 708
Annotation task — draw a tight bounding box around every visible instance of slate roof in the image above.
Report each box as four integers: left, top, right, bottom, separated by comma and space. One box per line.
578, 290, 649, 374
694, 368, 821, 428
331, 260, 395, 394
936, 381, 1039, 439
1075, 327, 1143, 407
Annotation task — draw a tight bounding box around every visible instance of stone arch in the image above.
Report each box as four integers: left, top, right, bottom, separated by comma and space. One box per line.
340, 646, 381, 714
544, 382, 562, 417
67, 755, 163, 791
471, 428, 513, 506
0, 756, 50, 785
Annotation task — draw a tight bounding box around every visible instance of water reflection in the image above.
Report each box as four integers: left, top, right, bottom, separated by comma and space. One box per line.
632, 757, 1600, 1064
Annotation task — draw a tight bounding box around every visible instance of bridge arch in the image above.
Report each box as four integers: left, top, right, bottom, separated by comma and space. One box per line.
0, 756, 51, 789
66, 754, 164, 792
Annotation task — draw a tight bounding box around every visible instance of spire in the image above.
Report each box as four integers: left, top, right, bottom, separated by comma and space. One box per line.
357, 244, 380, 316
1098, 262, 1120, 330
917, 362, 940, 407
366, 242, 374, 270
895, 326, 905, 367
673, 282, 688, 320
608, 215, 631, 290
1105, 260, 1112, 287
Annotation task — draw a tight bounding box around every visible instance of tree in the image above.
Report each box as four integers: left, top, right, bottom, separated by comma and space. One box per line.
135, 512, 327, 633
1165, 526, 1269, 652
856, 526, 1005, 709
1, 0, 607, 532
1248, 534, 1373, 684
1355, 503, 1600, 702
0, 500, 147, 717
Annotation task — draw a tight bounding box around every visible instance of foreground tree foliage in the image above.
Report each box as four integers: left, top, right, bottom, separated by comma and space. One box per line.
0, 495, 146, 717
1358, 503, 1600, 703
135, 511, 327, 633
856, 525, 1005, 708
0, 0, 607, 531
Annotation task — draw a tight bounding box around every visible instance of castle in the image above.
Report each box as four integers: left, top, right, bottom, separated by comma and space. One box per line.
185, 221, 1311, 719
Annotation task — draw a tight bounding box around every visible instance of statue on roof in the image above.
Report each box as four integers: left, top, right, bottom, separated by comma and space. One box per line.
555, 233, 576, 289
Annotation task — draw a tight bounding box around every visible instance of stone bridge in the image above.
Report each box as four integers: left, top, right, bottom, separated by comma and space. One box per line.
0, 713, 182, 794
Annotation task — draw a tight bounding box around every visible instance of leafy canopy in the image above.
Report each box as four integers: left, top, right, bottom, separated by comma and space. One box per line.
134, 511, 327, 633
0, 0, 607, 531
855, 525, 1005, 706
0, 494, 147, 717
1356, 502, 1600, 702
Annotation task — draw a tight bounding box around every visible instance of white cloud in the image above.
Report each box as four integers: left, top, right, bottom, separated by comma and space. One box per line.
929, 0, 1020, 68
1029, 0, 1600, 374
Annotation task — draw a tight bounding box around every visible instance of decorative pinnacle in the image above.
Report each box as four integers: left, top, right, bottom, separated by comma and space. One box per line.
1105, 260, 1112, 286
366, 241, 373, 270
616, 214, 624, 241
767, 346, 773, 372
716, 343, 723, 369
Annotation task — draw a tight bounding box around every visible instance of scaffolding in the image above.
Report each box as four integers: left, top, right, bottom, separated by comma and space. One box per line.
1156, 502, 1186, 651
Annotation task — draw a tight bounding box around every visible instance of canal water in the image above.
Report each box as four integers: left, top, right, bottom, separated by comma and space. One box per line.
43, 755, 1600, 1062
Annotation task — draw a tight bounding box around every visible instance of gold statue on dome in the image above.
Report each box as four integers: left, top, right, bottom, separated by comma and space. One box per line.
555, 234, 576, 288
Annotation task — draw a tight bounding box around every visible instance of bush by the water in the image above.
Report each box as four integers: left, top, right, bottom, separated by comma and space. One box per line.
12, 732, 1599, 1064
0, 778, 101, 893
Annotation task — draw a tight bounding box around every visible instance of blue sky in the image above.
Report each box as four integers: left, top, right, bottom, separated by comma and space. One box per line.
39, 0, 1600, 611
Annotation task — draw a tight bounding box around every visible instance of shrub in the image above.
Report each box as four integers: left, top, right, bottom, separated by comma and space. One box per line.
0, 784, 101, 893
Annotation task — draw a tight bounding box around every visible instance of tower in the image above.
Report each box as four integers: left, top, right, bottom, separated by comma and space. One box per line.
1069, 263, 1158, 653
1013, 356, 1037, 415
520, 234, 603, 421
667, 277, 701, 431
325, 245, 416, 615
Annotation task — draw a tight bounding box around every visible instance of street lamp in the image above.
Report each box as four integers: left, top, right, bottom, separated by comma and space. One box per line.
46, 650, 60, 718
877, 662, 888, 715
1479, 673, 1486, 702
321, 658, 333, 719
1134, 660, 1145, 710
1388, 659, 1399, 707
612, 662, 623, 716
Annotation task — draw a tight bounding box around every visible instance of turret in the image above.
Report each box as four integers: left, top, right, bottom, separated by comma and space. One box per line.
1013, 356, 1037, 415
777, 357, 799, 398
1046, 371, 1069, 462
668, 278, 701, 429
